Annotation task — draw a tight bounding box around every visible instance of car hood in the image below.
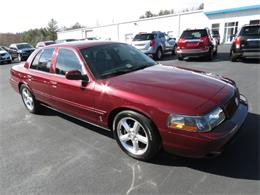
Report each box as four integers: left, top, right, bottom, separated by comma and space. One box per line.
106, 65, 234, 115
0, 50, 8, 54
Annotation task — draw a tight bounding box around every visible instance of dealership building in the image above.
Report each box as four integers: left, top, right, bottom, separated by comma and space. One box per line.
57, 0, 260, 44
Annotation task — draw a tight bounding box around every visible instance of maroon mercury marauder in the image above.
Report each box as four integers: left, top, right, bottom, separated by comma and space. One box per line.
10, 41, 248, 161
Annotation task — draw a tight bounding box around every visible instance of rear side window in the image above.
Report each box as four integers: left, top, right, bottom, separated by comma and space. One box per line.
133, 34, 155, 41
240, 26, 260, 36
181, 30, 207, 39
55, 48, 82, 75
30, 48, 54, 72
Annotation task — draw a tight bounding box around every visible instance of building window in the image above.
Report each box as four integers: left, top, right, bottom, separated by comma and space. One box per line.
223, 21, 238, 43
250, 20, 260, 25
211, 23, 220, 30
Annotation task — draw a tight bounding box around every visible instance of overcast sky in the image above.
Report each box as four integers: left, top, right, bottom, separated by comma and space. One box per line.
1, 0, 203, 33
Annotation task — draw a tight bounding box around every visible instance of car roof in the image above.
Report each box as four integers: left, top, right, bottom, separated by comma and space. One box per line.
184, 28, 208, 31
242, 24, 260, 27
13, 42, 30, 45
48, 40, 121, 50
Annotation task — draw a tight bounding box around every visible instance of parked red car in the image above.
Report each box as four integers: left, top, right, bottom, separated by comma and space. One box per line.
10, 41, 248, 161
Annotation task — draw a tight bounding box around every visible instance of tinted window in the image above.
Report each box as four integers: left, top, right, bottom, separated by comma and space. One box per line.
181, 30, 207, 39
133, 34, 155, 41
240, 26, 260, 36
30, 48, 54, 72
17, 43, 33, 49
80, 43, 156, 79
45, 41, 55, 46
55, 48, 82, 75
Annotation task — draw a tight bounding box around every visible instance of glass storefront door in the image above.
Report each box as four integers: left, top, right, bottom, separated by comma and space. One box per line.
223, 22, 238, 43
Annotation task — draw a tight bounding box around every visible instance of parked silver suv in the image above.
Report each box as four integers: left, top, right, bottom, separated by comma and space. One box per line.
132, 31, 176, 60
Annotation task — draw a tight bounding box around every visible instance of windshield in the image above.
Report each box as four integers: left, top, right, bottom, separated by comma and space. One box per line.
80, 43, 157, 79
17, 44, 33, 49
0, 47, 4, 51
181, 30, 207, 39
240, 26, 260, 36
133, 34, 155, 41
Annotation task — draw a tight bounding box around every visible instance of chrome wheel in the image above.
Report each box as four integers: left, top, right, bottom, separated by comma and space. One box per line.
18, 54, 21, 62
117, 117, 149, 156
21, 88, 34, 111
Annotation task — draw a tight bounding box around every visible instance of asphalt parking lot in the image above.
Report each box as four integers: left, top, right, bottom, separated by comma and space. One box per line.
0, 44, 259, 194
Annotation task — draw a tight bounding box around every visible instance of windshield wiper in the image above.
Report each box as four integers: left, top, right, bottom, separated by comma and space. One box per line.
100, 65, 152, 79
101, 69, 132, 78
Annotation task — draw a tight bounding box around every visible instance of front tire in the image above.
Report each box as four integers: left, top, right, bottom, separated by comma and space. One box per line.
113, 110, 161, 161
20, 84, 41, 114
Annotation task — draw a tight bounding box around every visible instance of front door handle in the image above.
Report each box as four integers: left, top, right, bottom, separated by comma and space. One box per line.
50, 80, 58, 88
50, 81, 58, 85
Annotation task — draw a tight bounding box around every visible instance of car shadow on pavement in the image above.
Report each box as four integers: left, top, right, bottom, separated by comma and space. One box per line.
40, 107, 114, 139
239, 59, 260, 64
40, 108, 259, 180
158, 54, 177, 61
153, 112, 260, 181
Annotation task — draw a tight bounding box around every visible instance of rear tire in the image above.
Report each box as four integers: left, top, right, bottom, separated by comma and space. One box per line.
178, 55, 183, 61
113, 110, 161, 161
213, 46, 218, 56
172, 45, 177, 55
206, 48, 213, 61
231, 50, 239, 62
153, 47, 163, 60
20, 84, 41, 114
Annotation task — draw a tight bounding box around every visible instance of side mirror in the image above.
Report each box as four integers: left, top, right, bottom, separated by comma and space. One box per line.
65, 70, 88, 81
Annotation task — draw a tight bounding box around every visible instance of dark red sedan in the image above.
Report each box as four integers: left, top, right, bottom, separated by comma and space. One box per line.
10, 41, 248, 161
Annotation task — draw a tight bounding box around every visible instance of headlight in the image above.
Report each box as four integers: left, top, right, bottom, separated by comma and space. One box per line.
168, 107, 225, 132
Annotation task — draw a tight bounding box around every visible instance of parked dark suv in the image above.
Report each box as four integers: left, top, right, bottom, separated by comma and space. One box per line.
230, 24, 260, 61
9, 43, 35, 61
177, 28, 217, 61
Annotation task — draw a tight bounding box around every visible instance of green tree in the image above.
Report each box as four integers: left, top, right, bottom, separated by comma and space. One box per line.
158, 10, 171, 16
47, 19, 58, 40
139, 11, 157, 19
71, 22, 83, 29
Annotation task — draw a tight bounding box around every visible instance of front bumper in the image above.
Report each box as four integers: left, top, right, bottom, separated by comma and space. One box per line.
161, 95, 248, 158
0, 56, 11, 63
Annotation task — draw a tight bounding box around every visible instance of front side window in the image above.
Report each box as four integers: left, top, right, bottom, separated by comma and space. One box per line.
30, 48, 54, 72
80, 43, 157, 79
55, 48, 82, 75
